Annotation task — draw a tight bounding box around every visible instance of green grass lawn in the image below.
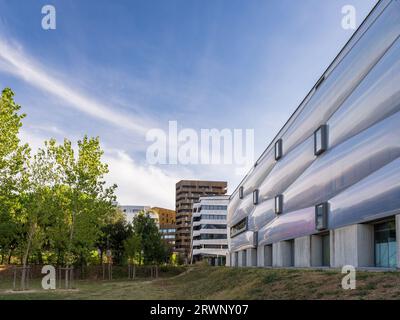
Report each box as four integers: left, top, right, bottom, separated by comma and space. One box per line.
1, 266, 400, 300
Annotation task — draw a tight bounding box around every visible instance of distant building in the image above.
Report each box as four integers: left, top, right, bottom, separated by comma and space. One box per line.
175, 180, 227, 260
190, 195, 229, 266
118, 205, 158, 226
151, 207, 176, 247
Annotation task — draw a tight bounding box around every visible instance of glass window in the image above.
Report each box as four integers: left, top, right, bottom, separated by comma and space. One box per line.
253, 189, 259, 205
201, 224, 227, 230
275, 139, 283, 160
275, 195, 283, 214
315, 202, 328, 230
200, 234, 227, 240
314, 124, 328, 156
374, 221, 397, 268
239, 186, 244, 199
230, 217, 247, 238
201, 205, 228, 211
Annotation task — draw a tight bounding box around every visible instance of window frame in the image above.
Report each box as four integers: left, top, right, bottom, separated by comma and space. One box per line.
315, 202, 328, 231
275, 139, 283, 160
314, 124, 328, 156
230, 217, 248, 238
239, 186, 244, 199
275, 194, 283, 215
253, 189, 259, 205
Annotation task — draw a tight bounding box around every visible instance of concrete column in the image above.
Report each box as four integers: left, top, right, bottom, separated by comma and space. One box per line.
225, 253, 231, 267
329, 230, 335, 268
237, 251, 243, 267
272, 240, 293, 267
396, 215, 400, 269
257, 245, 264, 267
294, 236, 311, 267
332, 224, 374, 268
234, 251, 239, 267
246, 248, 257, 267
272, 243, 279, 267
264, 245, 272, 267
311, 235, 323, 267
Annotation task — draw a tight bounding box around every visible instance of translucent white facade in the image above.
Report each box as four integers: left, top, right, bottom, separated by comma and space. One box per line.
228, 0, 400, 269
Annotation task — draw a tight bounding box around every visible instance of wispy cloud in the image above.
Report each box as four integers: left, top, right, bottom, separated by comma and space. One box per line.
0, 37, 151, 135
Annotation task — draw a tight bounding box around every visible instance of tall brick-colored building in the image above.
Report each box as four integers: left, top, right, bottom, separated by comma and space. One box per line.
175, 180, 227, 260
151, 207, 176, 247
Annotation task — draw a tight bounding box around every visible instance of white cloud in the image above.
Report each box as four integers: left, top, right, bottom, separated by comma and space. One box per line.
20, 128, 178, 209
0, 37, 150, 135
103, 149, 178, 209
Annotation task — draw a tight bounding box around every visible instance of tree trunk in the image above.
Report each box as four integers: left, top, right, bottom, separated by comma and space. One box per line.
38, 250, 43, 264
8, 249, 13, 264
21, 223, 35, 290
67, 208, 76, 267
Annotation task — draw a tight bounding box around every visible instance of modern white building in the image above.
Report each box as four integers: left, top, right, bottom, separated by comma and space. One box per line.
118, 205, 159, 226
190, 196, 229, 266
228, 0, 400, 270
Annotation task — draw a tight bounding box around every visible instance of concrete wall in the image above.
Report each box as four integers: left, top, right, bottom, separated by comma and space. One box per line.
246, 248, 257, 267
226, 253, 231, 267
331, 224, 374, 268
257, 246, 264, 267
294, 236, 311, 267
272, 240, 294, 267
311, 235, 323, 267
238, 250, 247, 267
257, 245, 272, 267
264, 245, 273, 267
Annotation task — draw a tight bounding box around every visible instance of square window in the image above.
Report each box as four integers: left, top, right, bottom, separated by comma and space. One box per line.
275, 139, 283, 160
253, 189, 259, 205
239, 186, 244, 199
315, 202, 328, 231
314, 125, 328, 156
275, 195, 283, 214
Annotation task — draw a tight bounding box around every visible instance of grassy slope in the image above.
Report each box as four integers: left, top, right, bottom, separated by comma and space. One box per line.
1, 266, 400, 300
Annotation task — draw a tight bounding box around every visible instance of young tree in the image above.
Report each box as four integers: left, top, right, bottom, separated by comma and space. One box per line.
47, 136, 117, 266
124, 233, 141, 265
0, 88, 30, 286
98, 212, 132, 265
132, 212, 168, 265
17, 143, 61, 288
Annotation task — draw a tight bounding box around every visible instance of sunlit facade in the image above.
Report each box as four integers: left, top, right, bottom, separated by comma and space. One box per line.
227, 0, 400, 269
190, 196, 229, 266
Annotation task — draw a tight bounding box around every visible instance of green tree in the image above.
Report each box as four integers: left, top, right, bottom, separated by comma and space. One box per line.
132, 212, 168, 265
124, 233, 141, 265
47, 136, 117, 266
17, 143, 61, 287
0, 88, 30, 284
97, 210, 132, 265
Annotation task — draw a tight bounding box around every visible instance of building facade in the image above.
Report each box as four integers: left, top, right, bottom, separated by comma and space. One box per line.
175, 180, 227, 259
227, 0, 400, 269
151, 207, 176, 247
190, 196, 229, 266
118, 205, 158, 226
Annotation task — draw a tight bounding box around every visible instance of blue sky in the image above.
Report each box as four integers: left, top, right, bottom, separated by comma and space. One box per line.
0, 0, 377, 209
